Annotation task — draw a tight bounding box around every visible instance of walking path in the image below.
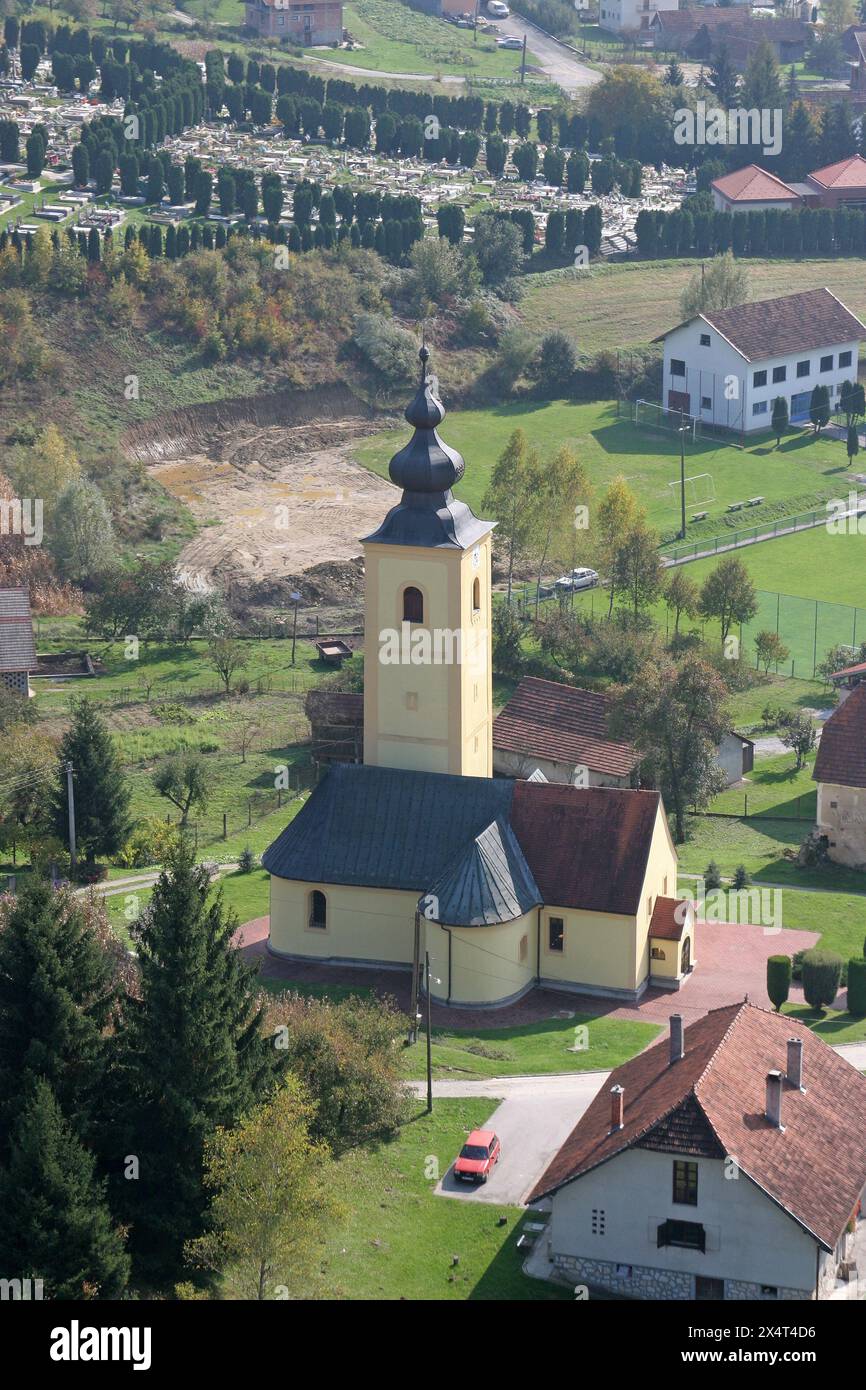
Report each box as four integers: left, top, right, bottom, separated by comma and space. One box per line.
496, 15, 600, 94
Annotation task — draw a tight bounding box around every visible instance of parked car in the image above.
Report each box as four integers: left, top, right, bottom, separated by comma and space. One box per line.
488, 0, 510, 15
554, 567, 599, 593
453, 1129, 501, 1184
497, 36, 523, 48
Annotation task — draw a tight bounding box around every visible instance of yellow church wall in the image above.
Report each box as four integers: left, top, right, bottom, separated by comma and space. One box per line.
363, 535, 493, 777
634, 803, 680, 985
268, 875, 417, 967
425, 911, 536, 1005
539, 905, 636, 992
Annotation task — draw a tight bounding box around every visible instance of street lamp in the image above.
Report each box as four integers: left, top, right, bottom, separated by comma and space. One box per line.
290, 591, 301, 665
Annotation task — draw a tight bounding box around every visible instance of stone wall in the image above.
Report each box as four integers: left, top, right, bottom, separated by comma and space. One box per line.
553, 1254, 812, 1301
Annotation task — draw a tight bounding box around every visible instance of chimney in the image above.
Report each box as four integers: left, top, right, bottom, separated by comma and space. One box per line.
765, 1070, 784, 1130
787, 1037, 804, 1091
670, 1013, 684, 1065
610, 1084, 624, 1132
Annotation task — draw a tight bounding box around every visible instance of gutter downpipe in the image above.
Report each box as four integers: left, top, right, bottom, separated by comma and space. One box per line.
536, 905, 542, 984
441, 924, 453, 1004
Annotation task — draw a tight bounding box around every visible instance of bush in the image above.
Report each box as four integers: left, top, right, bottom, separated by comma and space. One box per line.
732, 864, 749, 889
352, 312, 417, 385
704, 860, 722, 890
766, 955, 791, 1011
847, 958, 866, 1017
114, 817, 180, 870
801, 947, 843, 1012
238, 846, 256, 874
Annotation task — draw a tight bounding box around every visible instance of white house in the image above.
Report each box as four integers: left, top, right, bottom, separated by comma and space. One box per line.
530, 1003, 866, 1300
598, 0, 678, 37
711, 164, 805, 215
654, 287, 866, 435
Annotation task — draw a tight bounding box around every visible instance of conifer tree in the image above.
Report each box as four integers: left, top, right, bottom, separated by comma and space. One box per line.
111, 841, 282, 1285
0, 1078, 129, 1300
0, 877, 115, 1154
50, 698, 131, 870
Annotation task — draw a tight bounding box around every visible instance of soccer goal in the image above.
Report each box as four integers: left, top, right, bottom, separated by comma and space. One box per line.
633, 399, 698, 441
668, 473, 717, 509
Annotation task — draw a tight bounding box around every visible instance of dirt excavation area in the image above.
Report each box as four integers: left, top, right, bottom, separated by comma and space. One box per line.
148, 414, 398, 625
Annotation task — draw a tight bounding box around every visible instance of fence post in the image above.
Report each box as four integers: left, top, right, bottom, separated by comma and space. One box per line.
223, 812, 227, 840
248, 800, 252, 827
744, 793, 748, 817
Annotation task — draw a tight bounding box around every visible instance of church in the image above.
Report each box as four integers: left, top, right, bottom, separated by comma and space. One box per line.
262, 352, 695, 1007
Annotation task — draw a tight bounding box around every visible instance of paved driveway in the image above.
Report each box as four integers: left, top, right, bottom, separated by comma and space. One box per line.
497, 16, 601, 94
411, 1072, 605, 1205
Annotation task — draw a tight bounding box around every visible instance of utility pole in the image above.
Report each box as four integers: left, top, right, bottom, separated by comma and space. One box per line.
520, 34, 527, 84
679, 410, 687, 540
473, 0, 478, 41
65, 761, 77, 872
409, 909, 421, 1044
290, 590, 301, 665
425, 950, 433, 1114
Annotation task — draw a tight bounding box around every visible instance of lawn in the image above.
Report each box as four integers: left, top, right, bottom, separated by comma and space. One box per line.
320, 1, 536, 78
709, 748, 817, 820
723, 677, 827, 731
521, 258, 866, 356
353, 399, 853, 548
782, 1003, 866, 1044
316, 1097, 569, 1300
400, 1013, 661, 1081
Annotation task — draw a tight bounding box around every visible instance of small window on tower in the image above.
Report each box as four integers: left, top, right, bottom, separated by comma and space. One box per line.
472, 577, 481, 612
403, 587, 423, 623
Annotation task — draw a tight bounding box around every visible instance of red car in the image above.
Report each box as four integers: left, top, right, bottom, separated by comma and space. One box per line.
454, 1129, 501, 1184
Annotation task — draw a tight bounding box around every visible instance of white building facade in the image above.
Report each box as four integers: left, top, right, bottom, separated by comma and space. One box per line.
598, 0, 678, 35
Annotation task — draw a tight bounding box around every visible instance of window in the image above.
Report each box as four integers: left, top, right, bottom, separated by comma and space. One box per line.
402, 586, 423, 623
673, 1160, 698, 1206
663, 875, 668, 894
472, 576, 481, 613
670, 358, 686, 377
406, 691, 418, 710
753, 369, 767, 387
308, 890, 327, 930
760, 1285, 779, 1298
796, 359, 810, 378
591, 1208, 606, 1235
820, 354, 833, 372
699, 333, 710, 346
840, 350, 853, 368
752, 400, 767, 416
695, 1276, 725, 1300
651, 946, 665, 960
548, 917, 564, 952
647, 894, 653, 916
701, 396, 711, 410
657, 1219, 705, 1253
518, 934, 528, 962
772, 365, 786, 383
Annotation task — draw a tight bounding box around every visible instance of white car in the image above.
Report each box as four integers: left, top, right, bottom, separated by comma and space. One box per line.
554, 567, 599, 593
488, 1, 511, 16
497, 35, 523, 48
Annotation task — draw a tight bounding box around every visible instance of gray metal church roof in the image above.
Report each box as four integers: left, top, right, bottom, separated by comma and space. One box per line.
423, 816, 542, 927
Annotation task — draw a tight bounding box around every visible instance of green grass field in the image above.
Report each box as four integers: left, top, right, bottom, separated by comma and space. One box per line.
354, 398, 854, 547
321, 1, 535, 78
709, 748, 817, 820
317, 1097, 569, 1300
400, 1013, 660, 1081
521, 258, 866, 355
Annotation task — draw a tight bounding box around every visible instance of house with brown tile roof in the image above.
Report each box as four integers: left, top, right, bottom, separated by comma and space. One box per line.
530, 1003, 866, 1300
806, 154, 866, 210
492, 677, 640, 788
655, 288, 865, 435
710, 164, 804, 215
813, 682, 866, 868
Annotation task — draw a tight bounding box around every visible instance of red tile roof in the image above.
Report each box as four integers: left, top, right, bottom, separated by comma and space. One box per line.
493, 677, 639, 779
808, 155, 866, 191
829, 659, 866, 680
712, 165, 801, 204
813, 682, 866, 790
510, 782, 659, 916
649, 895, 690, 941
530, 1002, 866, 1249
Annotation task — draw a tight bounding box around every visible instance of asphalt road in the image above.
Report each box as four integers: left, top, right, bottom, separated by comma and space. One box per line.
414, 1041, 866, 1206
497, 15, 601, 95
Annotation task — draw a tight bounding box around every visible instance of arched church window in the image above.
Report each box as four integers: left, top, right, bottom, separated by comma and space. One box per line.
472, 577, 481, 612
309, 890, 327, 930
403, 586, 423, 624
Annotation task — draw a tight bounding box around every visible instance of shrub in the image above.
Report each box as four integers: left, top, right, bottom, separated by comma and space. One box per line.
704, 860, 722, 890
766, 955, 791, 1011
114, 817, 180, 870
732, 864, 749, 889
801, 947, 843, 1012
352, 312, 417, 384
238, 846, 256, 874
847, 958, 866, 1017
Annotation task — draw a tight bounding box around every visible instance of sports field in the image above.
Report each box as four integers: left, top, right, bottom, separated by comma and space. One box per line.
353, 398, 854, 543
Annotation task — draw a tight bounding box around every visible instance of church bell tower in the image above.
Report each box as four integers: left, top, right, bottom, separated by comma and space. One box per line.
362, 349, 495, 777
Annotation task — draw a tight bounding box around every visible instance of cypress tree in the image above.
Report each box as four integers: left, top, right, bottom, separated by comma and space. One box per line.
0, 877, 116, 1154
111, 841, 282, 1285
50, 698, 131, 872
0, 1078, 129, 1300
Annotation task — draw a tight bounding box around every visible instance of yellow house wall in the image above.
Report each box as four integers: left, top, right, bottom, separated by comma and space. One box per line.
425, 911, 536, 1005
362, 534, 493, 776
268, 875, 417, 966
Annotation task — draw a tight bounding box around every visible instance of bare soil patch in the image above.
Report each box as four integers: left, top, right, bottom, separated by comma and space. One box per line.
148, 413, 399, 623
